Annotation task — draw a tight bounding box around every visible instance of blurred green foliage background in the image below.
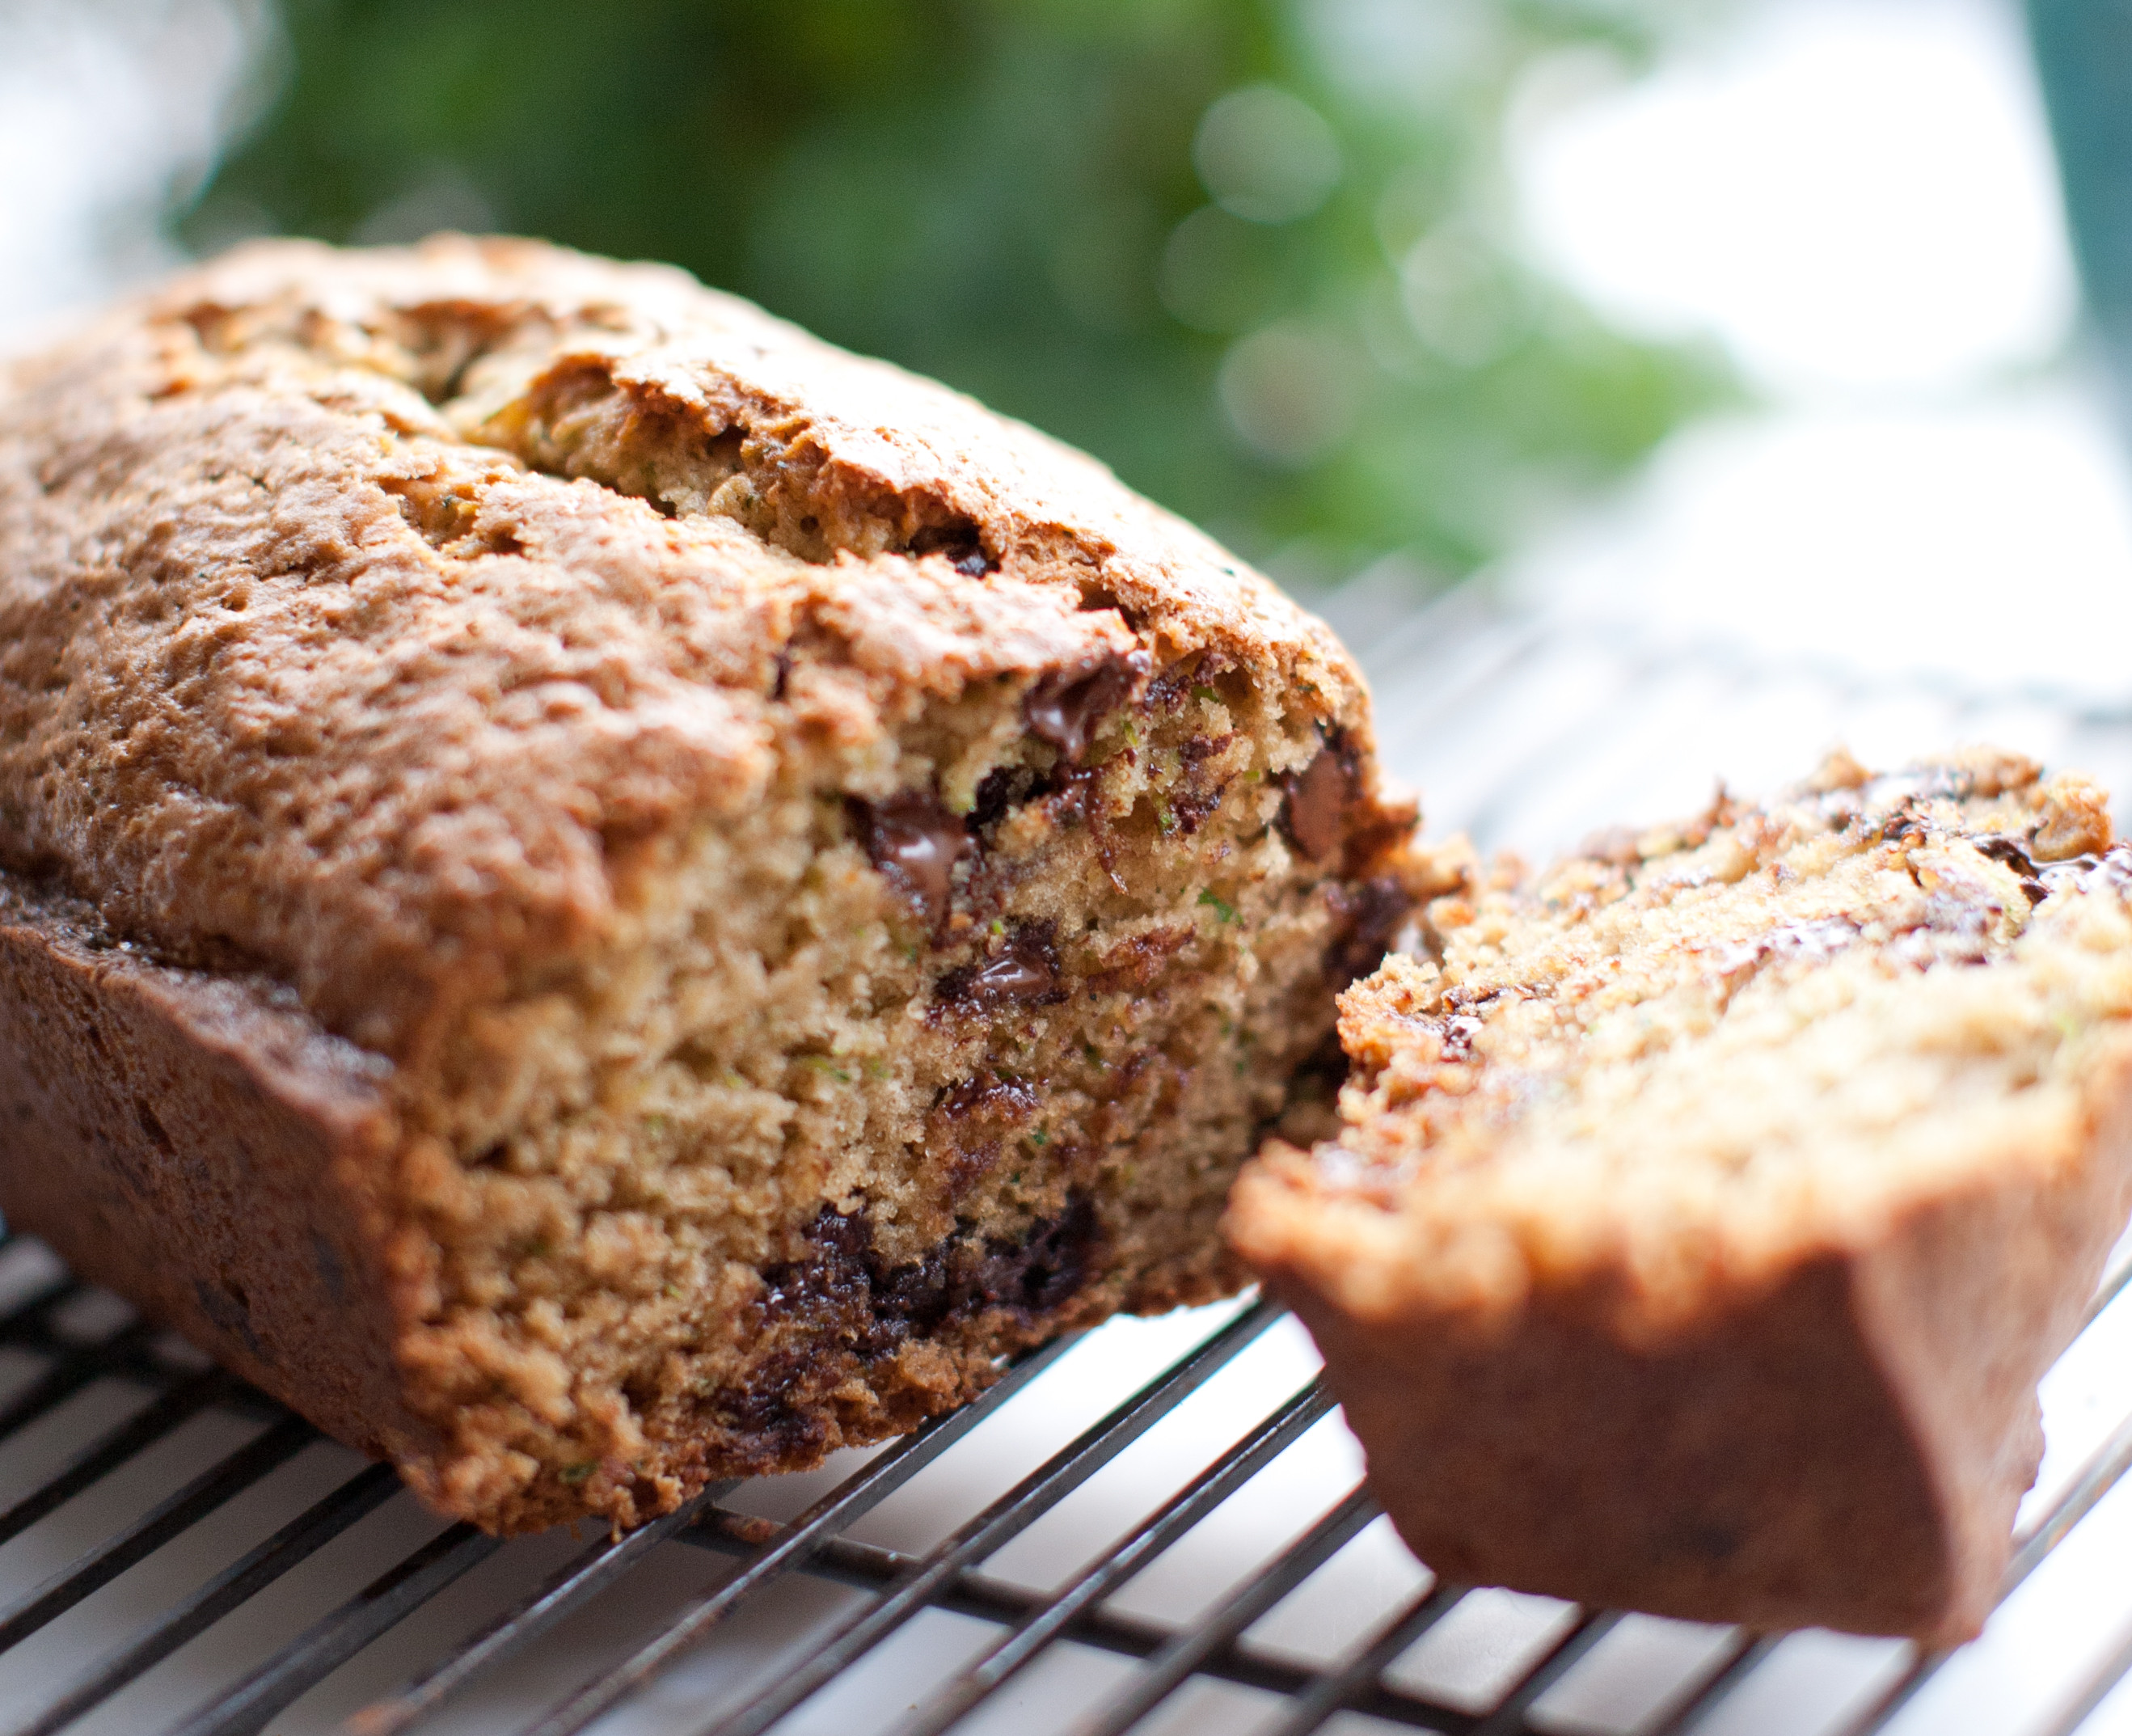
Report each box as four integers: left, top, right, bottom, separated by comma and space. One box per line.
183, 0, 1737, 592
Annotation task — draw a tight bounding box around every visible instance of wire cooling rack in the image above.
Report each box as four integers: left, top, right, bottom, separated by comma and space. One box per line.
6, 577, 2132, 1736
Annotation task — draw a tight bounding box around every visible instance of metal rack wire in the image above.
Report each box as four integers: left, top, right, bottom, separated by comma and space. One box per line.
2, 1235, 2132, 1736
6, 585, 2132, 1735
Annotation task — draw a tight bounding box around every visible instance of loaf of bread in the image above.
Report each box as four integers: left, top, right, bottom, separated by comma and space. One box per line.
0, 236, 1420, 1532
1229, 750, 2132, 1641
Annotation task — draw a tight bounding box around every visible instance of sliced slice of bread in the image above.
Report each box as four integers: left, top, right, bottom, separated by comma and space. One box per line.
1229, 750, 2132, 1641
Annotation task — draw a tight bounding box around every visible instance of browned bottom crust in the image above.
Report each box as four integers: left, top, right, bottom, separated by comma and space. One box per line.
1252, 1147, 2126, 1643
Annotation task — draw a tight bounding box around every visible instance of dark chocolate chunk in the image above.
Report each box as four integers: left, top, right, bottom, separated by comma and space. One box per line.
1147, 650, 1234, 712
1178, 733, 1232, 770
969, 762, 1048, 834
742, 1196, 1099, 1389
1167, 732, 1235, 836
934, 922, 1066, 1012
1281, 737, 1362, 865
954, 1196, 1100, 1315
1024, 652, 1151, 762
850, 791, 973, 934
1324, 876, 1412, 986
907, 517, 996, 576
1169, 788, 1222, 835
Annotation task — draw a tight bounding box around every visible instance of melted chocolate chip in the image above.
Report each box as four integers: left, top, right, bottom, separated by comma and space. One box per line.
850, 791, 973, 934
934, 923, 1066, 1012
1281, 739, 1362, 865
2038, 843, 2132, 899
1972, 834, 2034, 872
1391, 1011, 1484, 1066
1024, 652, 1151, 762
928, 1073, 1041, 1191
707, 1369, 831, 1468
759, 1206, 873, 1320
1164, 732, 1235, 837
1971, 834, 2049, 905
1145, 666, 1193, 712
1084, 926, 1193, 995
1708, 915, 1863, 978
1878, 800, 1931, 851
935, 1071, 1041, 1123
1865, 766, 1982, 806
944, 1139, 1004, 1196
1437, 1013, 1485, 1062
1881, 893, 1995, 969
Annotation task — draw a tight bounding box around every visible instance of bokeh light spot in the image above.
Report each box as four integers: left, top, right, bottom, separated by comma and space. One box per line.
1193, 85, 1341, 226
1219, 323, 1360, 465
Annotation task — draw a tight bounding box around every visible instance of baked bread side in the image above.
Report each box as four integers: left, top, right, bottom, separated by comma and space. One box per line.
1228, 751, 2132, 1641
0, 236, 1421, 1531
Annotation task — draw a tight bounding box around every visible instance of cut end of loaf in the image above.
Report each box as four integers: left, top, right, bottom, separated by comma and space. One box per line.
405, 622, 1421, 1532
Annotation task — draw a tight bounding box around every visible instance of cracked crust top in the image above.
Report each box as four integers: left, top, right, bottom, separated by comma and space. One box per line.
0, 234, 1380, 1079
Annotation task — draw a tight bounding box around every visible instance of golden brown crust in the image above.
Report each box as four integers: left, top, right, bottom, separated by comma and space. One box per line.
1230, 752, 2132, 1640
0, 236, 1416, 1531
0, 234, 1374, 1066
